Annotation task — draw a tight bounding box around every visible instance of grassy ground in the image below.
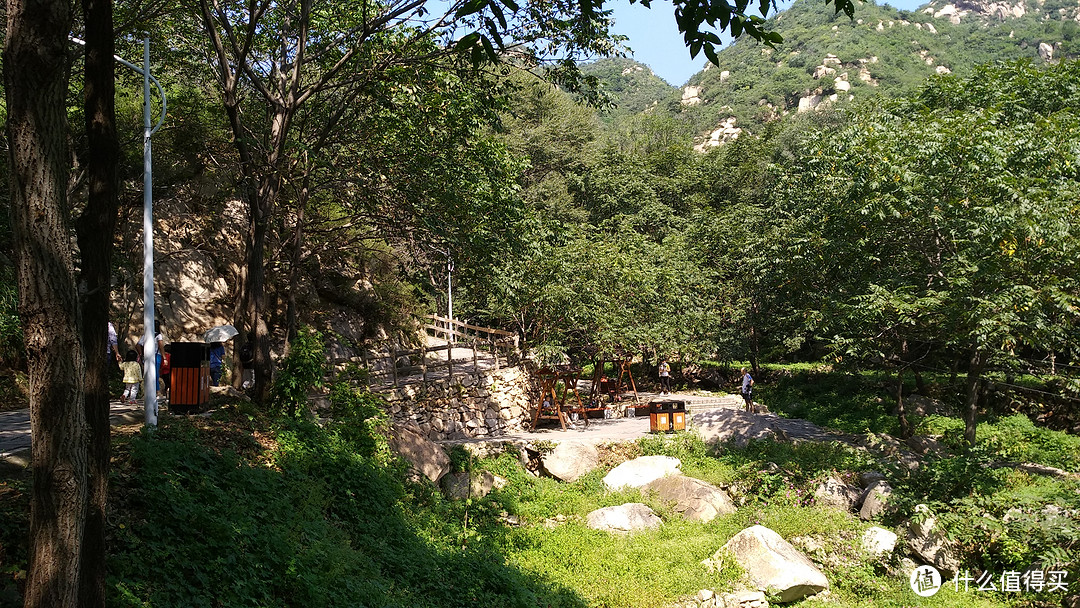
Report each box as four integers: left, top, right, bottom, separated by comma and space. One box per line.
0, 370, 1077, 607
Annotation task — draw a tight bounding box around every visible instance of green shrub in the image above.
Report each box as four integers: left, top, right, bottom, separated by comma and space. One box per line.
269, 327, 326, 417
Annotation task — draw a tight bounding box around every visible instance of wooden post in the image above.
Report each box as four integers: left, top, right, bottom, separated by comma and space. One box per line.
472, 342, 479, 377
421, 346, 428, 384
492, 339, 500, 371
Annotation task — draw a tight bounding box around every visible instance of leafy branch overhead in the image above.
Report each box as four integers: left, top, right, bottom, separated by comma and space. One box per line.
453, 0, 861, 69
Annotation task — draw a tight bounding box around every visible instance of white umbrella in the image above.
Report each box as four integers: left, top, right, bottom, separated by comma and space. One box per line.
203, 324, 239, 343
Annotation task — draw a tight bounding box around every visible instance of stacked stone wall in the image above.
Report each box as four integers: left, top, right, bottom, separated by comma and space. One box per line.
381, 365, 537, 441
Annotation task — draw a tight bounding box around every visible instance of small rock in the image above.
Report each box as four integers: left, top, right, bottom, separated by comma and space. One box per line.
697, 589, 715, 602
861, 526, 897, 557
858, 471, 885, 488
586, 503, 662, 534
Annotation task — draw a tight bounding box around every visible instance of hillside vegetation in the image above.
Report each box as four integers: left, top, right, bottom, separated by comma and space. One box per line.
588, 0, 1080, 142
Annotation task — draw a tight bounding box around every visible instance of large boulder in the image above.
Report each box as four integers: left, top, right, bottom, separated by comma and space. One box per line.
643, 475, 737, 522
603, 455, 682, 490
391, 422, 450, 483
859, 480, 894, 520
904, 505, 960, 575
813, 475, 862, 511
586, 503, 662, 534
716, 525, 829, 603
541, 441, 600, 482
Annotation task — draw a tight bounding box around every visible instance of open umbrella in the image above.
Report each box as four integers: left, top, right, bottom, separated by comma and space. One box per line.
203, 324, 239, 343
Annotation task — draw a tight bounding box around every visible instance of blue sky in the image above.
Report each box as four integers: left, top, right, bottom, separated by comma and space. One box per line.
608, 0, 929, 86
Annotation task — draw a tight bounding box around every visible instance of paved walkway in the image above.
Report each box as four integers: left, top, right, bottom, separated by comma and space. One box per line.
444, 392, 749, 447
0, 400, 146, 466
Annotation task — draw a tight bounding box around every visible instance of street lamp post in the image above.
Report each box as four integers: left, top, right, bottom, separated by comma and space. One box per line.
71, 36, 167, 426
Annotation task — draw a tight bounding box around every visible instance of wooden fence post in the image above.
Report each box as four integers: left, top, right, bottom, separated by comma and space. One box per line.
447, 343, 453, 383
422, 346, 428, 384
472, 342, 479, 378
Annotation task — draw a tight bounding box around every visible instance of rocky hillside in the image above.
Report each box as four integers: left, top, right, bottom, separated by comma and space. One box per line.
588, 0, 1079, 151
579, 57, 679, 119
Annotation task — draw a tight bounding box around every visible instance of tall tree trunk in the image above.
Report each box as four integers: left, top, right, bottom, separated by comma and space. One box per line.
4, 2, 89, 608
243, 184, 275, 404
964, 348, 987, 447
75, 0, 118, 604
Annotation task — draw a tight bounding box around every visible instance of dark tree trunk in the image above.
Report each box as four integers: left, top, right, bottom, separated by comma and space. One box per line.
896, 367, 911, 440
964, 348, 987, 447
4, 2, 89, 607
75, 0, 118, 605
913, 369, 928, 395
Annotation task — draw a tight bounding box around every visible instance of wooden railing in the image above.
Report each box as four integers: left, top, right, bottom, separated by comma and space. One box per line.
355, 316, 520, 389
426, 314, 519, 351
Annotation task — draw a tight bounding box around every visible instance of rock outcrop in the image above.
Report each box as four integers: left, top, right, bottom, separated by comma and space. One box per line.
711, 525, 829, 603
643, 475, 737, 522
392, 421, 450, 483
541, 441, 600, 482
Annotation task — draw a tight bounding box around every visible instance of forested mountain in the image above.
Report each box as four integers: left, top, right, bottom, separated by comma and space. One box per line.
585, 0, 1080, 148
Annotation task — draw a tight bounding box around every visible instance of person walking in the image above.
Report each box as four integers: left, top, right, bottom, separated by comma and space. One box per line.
160, 343, 172, 400
658, 359, 672, 395
120, 350, 142, 404
209, 341, 226, 386
740, 367, 754, 412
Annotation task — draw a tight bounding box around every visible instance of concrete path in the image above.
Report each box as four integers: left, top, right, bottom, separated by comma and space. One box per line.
0, 400, 146, 466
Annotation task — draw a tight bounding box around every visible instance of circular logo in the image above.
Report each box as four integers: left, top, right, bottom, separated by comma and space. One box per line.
910, 565, 942, 597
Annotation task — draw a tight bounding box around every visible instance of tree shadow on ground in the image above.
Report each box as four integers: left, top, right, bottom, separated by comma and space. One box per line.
93, 413, 591, 608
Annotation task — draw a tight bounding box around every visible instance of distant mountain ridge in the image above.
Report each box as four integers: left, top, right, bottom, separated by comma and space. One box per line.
583, 0, 1077, 149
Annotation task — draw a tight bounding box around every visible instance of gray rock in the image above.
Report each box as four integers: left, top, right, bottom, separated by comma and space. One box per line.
859, 480, 894, 520
861, 526, 897, 557
541, 441, 600, 482
858, 471, 885, 488
586, 503, 662, 534
906, 435, 946, 455
391, 422, 450, 483
903, 505, 960, 576
717, 525, 829, 603
643, 475, 737, 522
813, 475, 862, 511
440, 470, 498, 500
720, 590, 769, 607
603, 455, 682, 490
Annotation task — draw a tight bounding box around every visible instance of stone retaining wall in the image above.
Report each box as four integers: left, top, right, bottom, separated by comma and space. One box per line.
380, 365, 538, 441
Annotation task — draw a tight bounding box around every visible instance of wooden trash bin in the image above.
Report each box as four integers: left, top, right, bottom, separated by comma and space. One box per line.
649, 400, 686, 433
169, 342, 210, 414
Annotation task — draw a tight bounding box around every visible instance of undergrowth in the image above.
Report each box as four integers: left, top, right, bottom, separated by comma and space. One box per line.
2, 363, 1078, 608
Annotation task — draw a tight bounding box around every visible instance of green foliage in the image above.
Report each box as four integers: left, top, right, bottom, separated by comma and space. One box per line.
757, 368, 900, 436
0, 262, 23, 369
270, 327, 327, 417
